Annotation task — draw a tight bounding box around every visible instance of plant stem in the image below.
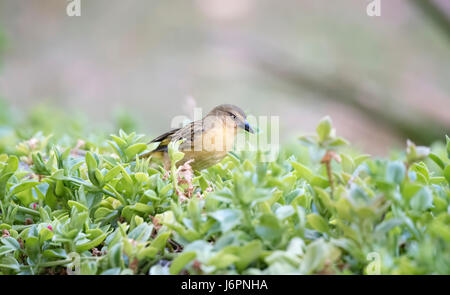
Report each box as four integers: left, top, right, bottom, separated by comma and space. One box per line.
325, 161, 334, 198
171, 164, 178, 201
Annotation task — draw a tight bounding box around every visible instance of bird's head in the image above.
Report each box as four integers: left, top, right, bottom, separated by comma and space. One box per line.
207, 104, 255, 134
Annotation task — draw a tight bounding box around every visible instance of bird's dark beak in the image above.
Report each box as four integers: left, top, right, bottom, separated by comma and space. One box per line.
243, 120, 255, 134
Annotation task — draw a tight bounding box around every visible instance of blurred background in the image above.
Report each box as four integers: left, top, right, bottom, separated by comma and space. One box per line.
0, 0, 449, 155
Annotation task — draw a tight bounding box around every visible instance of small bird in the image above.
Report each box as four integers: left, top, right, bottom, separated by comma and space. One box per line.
143, 104, 254, 171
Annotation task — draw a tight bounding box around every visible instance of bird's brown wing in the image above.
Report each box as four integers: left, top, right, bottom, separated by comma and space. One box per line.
172, 120, 204, 152
148, 128, 180, 152
149, 120, 204, 152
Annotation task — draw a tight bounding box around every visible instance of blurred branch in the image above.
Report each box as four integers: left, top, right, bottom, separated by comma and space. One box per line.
225, 41, 449, 144
410, 0, 450, 43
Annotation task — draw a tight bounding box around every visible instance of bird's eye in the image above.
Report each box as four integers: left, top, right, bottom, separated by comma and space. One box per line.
231, 114, 236, 119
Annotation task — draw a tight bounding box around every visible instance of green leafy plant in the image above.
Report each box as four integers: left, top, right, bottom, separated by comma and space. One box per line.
0, 107, 449, 275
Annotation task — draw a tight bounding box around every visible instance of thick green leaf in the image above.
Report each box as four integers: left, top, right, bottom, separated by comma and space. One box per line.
209, 209, 242, 232
291, 162, 313, 181
429, 153, 445, 170
0, 256, 20, 271
0, 237, 20, 250
410, 187, 433, 212
125, 143, 147, 160
85, 152, 98, 171
10, 181, 39, 196
128, 223, 153, 242
76, 233, 107, 252
307, 213, 330, 234
444, 165, 450, 185
386, 161, 405, 184
67, 200, 89, 212
316, 116, 332, 142
38, 227, 54, 242
300, 238, 333, 274
169, 251, 196, 275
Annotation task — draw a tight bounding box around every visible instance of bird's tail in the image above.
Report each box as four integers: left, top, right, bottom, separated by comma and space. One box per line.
134, 150, 167, 168
136, 150, 153, 160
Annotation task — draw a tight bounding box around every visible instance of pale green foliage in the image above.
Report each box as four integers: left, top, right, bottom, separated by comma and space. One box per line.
0, 111, 449, 275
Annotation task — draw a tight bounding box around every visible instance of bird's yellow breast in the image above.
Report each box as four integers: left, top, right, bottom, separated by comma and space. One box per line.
200, 121, 237, 153
179, 120, 237, 170
151, 116, 239, 171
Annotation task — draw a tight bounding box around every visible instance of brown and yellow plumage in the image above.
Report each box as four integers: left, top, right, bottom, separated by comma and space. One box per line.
143, 104, 254, 171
